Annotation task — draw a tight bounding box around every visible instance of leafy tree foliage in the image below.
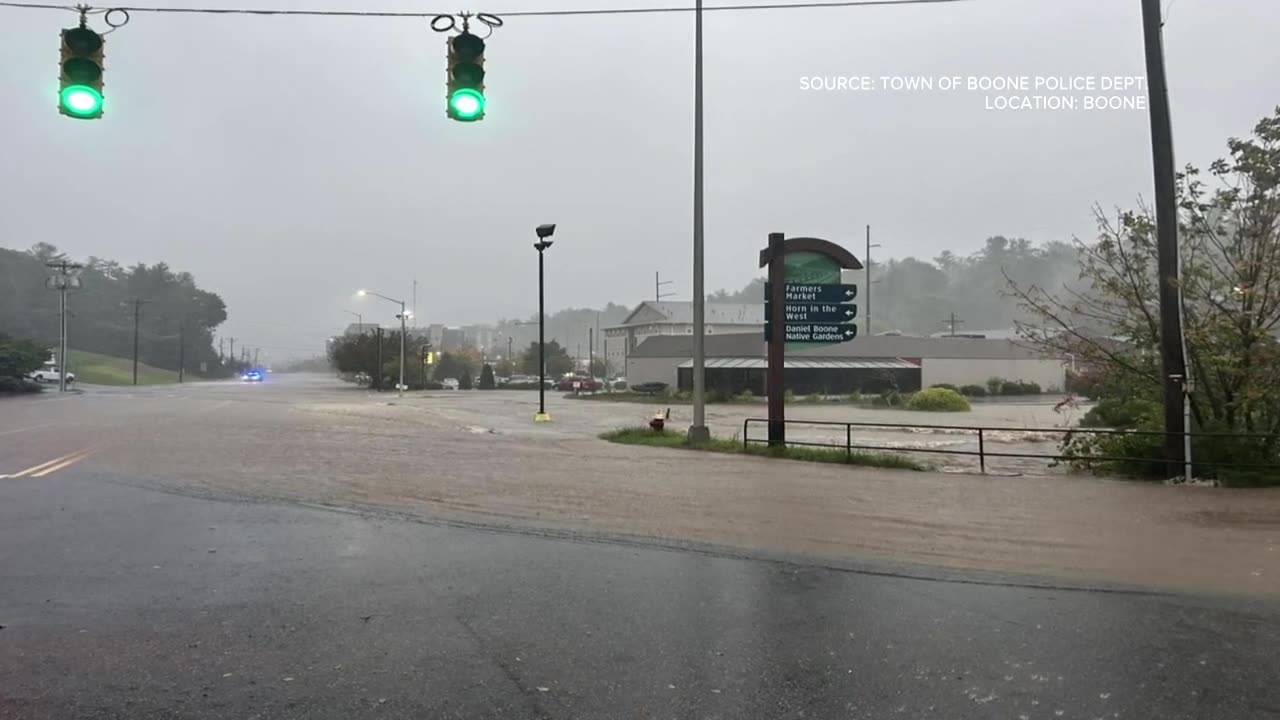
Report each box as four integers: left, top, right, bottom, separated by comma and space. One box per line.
1010, 107, 1280, 482
0, 333, 47, 378
478, 363, 496, 389
0, 245, 228, 376
519, 340, 573, 376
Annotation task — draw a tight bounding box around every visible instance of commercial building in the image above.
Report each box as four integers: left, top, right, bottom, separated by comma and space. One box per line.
604, 302, 763, 374
626, 333, 1068, 395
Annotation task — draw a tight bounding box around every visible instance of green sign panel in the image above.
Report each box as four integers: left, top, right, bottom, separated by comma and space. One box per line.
778, 251, 844, 351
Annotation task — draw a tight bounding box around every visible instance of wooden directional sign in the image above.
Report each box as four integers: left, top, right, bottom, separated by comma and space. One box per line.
764, 282, 857, 304
765, 322, 858, 343
764, 302, 858, 324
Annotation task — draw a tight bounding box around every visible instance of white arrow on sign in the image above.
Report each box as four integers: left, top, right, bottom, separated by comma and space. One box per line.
844, 309, 855, 318
843, 328, 856, 338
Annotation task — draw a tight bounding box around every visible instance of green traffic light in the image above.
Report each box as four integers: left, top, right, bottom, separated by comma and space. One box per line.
60, 85, 102, 117
449, 88, 484, 120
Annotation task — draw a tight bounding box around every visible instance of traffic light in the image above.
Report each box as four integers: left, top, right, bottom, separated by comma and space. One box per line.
59, 26, 105, 119
446, 31, 485, 121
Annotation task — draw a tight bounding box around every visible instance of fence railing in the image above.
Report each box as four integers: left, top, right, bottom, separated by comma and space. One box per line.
741, 418, 1277, 475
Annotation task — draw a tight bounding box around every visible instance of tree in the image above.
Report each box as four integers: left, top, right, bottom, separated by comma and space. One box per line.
433, 351, 471, 381
1008, 107, 1280, 481
0, 333, 46, 378
459, 369, 474, 390
494, 358, 515, 378
478, 363, 496, 389
590, 357, 609, 378
520, 340, 573, 376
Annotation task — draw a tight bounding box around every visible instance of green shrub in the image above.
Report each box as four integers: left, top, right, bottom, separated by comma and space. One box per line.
958, 384, 987, 397
706, 389, 724, 403
872, 389, 906, 408
846, 391, 863, 403
783, 389, 796, 403
0, 377, 43, 394
1080, 398, 1161, 429
930, 383, 959, 392
986, 377, 1003, 395
1060, 421, 1279, 487
999, 380, 1042, 396
906, 386, 971, 412
735, 389, 755, 402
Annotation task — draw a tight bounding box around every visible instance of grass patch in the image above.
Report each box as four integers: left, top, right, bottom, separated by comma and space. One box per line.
599, 427, 928, 471
66, 350, 179, 386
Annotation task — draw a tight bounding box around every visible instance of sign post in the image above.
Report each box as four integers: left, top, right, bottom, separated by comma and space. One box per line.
759, 235, 864, 447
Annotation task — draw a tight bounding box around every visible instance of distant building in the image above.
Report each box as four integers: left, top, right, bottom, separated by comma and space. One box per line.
462, 325, 497, 352
342, 322, 381, 336
603, 301, 763, 375
626, 333, 1069, 395
441, 327, 465, 351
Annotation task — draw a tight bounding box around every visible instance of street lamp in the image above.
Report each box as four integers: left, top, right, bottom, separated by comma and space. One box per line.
357, 289, 407, 398
534, 223, 556, 422
343, 309, 364, 335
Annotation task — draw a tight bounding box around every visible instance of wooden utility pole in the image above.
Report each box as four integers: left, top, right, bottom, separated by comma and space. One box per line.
178, 320, 185, 383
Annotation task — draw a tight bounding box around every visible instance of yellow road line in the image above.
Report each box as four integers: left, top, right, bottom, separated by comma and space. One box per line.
30, 448, 97, 478
9, 448, 95, 478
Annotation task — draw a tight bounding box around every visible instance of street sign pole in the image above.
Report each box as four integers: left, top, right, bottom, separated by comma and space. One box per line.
766, 233, 786, 447
759, 236, 865, 450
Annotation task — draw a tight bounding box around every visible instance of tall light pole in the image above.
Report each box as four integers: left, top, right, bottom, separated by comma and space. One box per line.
343, 309, 363, 334
357, 289, 407, 399
534, 224, 556, 422
688, 0, 710, 443
866, 225, 881, 335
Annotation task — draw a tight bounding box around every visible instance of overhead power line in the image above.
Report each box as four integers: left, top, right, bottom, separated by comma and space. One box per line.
0, 0, 969, 20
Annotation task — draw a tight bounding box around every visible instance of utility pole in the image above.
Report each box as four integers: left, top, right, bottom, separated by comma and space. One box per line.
507, 336, 513, 366
178, 320, 185, 383
131, 298, 149, 386
943, 312, 964, 336
218, 337, 224, 361
655, 271, 675, 302
253, 348, 260, 367
228, 338, 236, 370
413, 278, 418, 319
865, 225, 881, 335
588, 327, 594, 384
688, 0, 710, 444
375, 326, 384, 391
45, 260, 83, 393
1140, 0, 1189, 478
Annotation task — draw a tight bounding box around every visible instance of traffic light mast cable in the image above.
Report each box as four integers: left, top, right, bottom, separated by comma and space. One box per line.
0, 0, 970, 21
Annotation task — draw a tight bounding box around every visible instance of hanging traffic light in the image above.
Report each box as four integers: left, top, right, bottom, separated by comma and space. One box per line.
446, 31, 485, 121
59, 25, 105, 119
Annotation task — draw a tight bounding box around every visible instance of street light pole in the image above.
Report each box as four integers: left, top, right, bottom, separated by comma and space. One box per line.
355, 290, 407, 398
688, 0, 709, 443
533, 224, 556, 422
537, 244, 548, 417
398, 301, 406, 398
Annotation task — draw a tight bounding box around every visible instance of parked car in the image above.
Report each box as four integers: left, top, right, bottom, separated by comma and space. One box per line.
558, 376, 601, 392
442, 378, 460, 390
28, 366, 74, 384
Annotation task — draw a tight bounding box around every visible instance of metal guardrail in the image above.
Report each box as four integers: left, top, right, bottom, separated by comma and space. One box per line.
741, 418, 1277, 474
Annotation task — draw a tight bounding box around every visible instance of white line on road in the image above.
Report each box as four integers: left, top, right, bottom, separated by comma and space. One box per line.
0, 423, 56, 437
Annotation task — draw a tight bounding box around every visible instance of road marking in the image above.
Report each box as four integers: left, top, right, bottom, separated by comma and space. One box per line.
0, 423, 58, 436
30, 448, 96, 477
8, 448, 95, 479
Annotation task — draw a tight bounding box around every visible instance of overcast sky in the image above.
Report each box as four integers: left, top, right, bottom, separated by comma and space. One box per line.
3, 0, 1278, 361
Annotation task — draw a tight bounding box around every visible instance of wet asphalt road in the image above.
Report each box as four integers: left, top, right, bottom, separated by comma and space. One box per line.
2, 378, 1280, 719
